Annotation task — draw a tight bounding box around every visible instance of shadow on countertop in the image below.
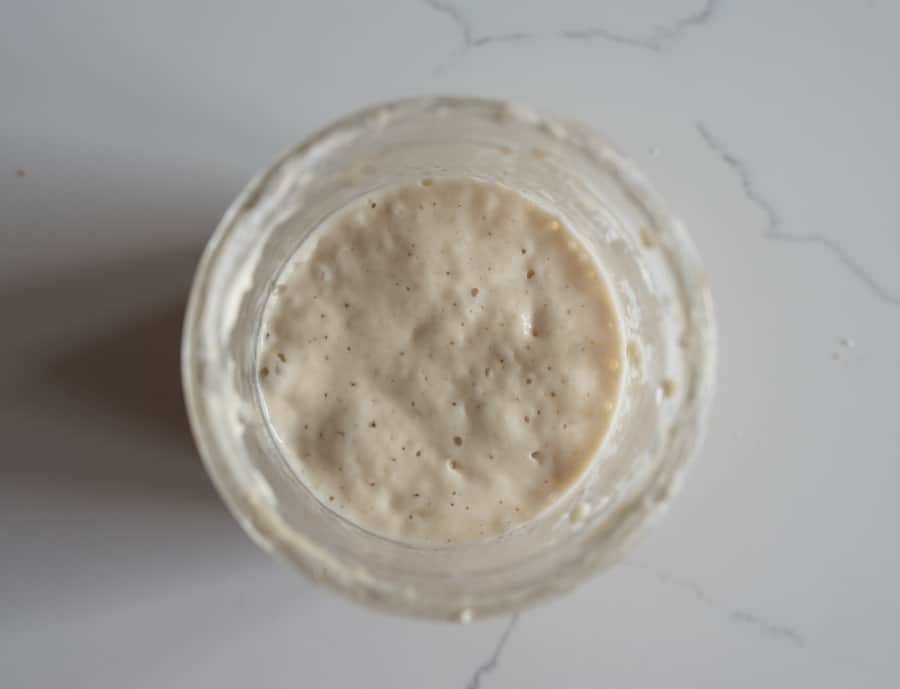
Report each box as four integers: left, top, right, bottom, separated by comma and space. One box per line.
0, 246, 222, 503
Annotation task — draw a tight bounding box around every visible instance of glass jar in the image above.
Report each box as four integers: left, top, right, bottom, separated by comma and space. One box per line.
181, 97, 716, 620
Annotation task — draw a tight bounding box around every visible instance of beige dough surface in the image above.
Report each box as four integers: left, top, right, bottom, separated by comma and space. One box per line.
258, 179, 622, 544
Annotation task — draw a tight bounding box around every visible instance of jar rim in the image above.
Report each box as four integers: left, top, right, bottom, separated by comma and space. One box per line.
181, 96, 717, 620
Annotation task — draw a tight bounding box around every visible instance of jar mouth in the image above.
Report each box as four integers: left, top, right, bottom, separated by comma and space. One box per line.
251, 175, 631, 551
182, 96, 717, 621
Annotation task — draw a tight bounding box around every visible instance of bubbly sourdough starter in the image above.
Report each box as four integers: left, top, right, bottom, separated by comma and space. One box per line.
258, 179, 622, 544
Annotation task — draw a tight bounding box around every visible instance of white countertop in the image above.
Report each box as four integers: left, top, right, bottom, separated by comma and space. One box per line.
2, 1, 898, 686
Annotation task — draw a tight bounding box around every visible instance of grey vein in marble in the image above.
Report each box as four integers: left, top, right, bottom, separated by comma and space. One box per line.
563, 0, 719, 51
422, 0, 474, 48
625, 561, 805, 647
421, 0, 533, 73
471, 32, 534, 48
422, 0, 720, 73
697, 121, 900, 306
463, 613, 519, 689
421, 0, 534, 49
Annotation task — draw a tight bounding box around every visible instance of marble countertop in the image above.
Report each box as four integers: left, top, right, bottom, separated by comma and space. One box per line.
2, 1, 898, 686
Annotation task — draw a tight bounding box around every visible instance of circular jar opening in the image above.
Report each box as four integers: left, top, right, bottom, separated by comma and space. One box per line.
182, 97, 716, 620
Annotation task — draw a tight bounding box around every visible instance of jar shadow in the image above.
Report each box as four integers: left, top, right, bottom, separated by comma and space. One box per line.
0, 247, 219, 503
